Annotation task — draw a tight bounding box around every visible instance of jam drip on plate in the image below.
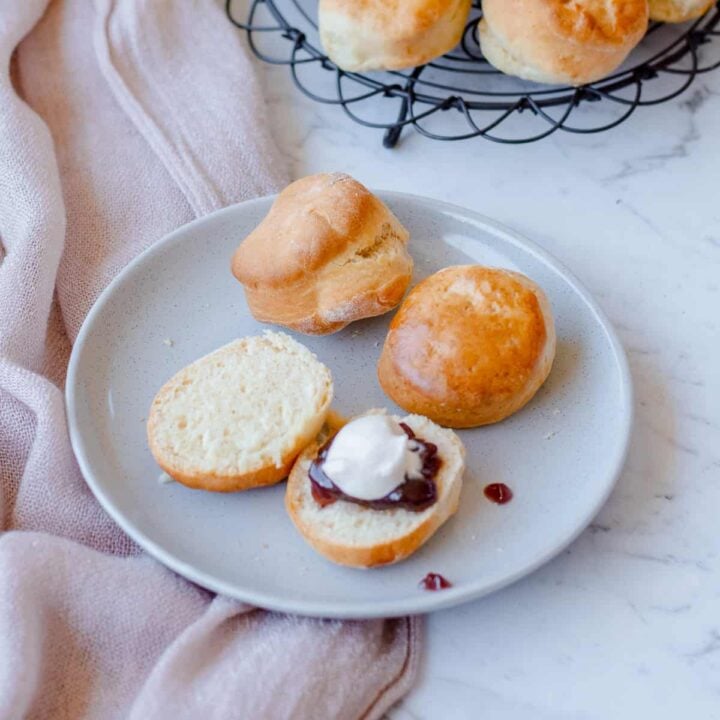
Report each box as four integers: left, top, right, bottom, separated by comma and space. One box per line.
419, 573, 452, 591
308, 422, 441, 512
483, 483, 514, 504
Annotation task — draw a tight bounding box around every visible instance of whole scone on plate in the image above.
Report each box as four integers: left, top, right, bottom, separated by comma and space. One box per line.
319, 0, 472, 72
286, 410, 465, 568
478, 0, 649, 86
378, 266, 556, 428
649, 0, 714, 22
147, 332, 333, 492
231, 173, 413, 335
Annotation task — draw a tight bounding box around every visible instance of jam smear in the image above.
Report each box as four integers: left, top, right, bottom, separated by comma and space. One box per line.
308, 422, 441, 512
310, 482, 337, 508
484, 483, 514, 504
420, 573, 452, 591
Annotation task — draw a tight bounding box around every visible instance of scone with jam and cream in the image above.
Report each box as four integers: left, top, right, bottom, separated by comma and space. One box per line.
286, 410, 465, 568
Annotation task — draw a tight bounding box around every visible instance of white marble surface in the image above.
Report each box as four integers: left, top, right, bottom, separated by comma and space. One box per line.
252, 43, 720, 719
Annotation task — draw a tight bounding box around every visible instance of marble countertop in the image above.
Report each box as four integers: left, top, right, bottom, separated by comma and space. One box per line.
254, 51, 720, 719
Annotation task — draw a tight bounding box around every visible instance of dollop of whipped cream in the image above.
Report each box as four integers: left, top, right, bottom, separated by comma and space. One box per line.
322, 414, 423, 501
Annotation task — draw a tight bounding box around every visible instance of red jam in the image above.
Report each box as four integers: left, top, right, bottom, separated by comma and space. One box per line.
419, 573, 452, 591
484, 483, 514, 504
308, 423, 441, 512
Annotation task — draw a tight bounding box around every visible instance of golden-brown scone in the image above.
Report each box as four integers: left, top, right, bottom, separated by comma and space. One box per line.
378, 266, 556, 428
649, 0, 714, 22
479, 0, 649, 86
232, 173, 413, 336
286, 411, 465, 568
319, 0, 472, 72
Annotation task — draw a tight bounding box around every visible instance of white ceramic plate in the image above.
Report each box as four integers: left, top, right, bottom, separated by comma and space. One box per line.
66, 193, 632, 619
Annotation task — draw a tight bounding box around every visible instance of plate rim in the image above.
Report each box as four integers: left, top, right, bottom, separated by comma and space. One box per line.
66, 191, 634, 619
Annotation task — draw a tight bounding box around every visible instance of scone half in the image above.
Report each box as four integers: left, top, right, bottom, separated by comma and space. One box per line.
147, 332, 333, 492
286, 412, 465, 568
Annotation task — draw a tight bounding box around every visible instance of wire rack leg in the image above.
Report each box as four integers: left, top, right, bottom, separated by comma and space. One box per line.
383, 66, 424, 148
383, 98, 408, 148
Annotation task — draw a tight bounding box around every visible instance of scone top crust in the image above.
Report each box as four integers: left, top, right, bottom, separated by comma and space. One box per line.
379, 266, 554, 425
232, 173, 408, 289
320, 0, 467, 39
483, 0, 649, 50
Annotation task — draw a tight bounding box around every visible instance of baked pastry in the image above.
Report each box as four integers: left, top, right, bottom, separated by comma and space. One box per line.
378, 266, 556, 428
478, 0, 649, 86
232, 173, 413, 335
649, 0, 714, 22
286, 410, 465, 568
147, 332, 333, 492
319, 0, 472, 72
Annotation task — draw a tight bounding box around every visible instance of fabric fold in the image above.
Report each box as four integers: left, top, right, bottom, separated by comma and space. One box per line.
93, 0, 287, 217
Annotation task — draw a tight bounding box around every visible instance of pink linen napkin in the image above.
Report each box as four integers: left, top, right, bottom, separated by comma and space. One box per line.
0, 1, 419, 717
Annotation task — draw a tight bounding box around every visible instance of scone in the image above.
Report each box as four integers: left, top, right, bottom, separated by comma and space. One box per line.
231, 173, 413, 335
147, 332, 333, 492
479, 0, 649, 86
378, 266, 556, 428
286, 410, 465, 568
649, 0, 714, 22
319, 0, 472, 72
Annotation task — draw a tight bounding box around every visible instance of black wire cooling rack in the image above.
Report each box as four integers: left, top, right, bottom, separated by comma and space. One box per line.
226, 0, 720, 147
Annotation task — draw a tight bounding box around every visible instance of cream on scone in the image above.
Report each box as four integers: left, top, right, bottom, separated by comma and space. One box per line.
319, 0, 473, 72
147, 332, 333, 492
479, 0, 649, 86
378, 266, 556, 428
231, 173, 413, 336
286, 410, 465, 568
649, 0, 714, 22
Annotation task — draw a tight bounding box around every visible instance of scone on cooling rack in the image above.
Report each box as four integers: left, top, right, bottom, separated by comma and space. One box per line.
319, 0, 473, 72
649, 0, 715, 22
232, 173, 413, 335
478, 0, 649, 86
